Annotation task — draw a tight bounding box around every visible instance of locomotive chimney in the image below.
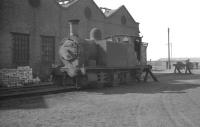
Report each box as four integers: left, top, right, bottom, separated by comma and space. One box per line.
68, 19, 80, 37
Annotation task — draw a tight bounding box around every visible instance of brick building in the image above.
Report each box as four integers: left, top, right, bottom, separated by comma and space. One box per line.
0, 0, 141, 79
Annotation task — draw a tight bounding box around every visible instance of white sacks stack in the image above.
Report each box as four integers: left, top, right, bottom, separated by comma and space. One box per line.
0, 66, 34, 87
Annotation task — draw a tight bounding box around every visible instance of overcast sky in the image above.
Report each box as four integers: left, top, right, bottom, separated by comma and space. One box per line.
94, 0, 200, 60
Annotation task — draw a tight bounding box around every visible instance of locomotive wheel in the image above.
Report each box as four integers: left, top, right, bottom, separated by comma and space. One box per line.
77, 75, 88, 88
103, 72, 114, 87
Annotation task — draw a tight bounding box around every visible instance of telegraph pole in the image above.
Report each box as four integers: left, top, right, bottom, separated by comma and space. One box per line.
171, 43, 172, 59
168, 28, 171, 69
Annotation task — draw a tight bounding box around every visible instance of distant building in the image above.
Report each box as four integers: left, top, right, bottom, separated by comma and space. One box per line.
148, 57, 200, 70
0, 0, 141, 78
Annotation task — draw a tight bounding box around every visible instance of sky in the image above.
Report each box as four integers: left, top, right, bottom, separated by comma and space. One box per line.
94, 0, 200, 60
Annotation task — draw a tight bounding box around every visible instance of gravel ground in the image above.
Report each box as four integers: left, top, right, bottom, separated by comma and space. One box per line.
0, 71, 200, 127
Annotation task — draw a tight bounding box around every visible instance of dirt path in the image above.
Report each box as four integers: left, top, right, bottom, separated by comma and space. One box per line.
0, 73, 200, 127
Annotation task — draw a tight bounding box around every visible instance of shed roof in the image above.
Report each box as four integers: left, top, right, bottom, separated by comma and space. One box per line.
57, 0, 137, 22
103, 6, 124, 17
57, 0, 79, 8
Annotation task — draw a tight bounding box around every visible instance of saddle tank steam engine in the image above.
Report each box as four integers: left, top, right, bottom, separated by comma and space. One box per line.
57, 19, 148, 87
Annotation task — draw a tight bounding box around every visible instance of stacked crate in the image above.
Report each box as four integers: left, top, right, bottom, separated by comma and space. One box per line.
0, 66, 33, 87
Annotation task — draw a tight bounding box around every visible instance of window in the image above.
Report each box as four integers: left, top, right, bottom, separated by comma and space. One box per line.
90, 28, 102, 40
12, 33, 30, 66
41, 36, 55, 65
121, 15, 127, 25
84, 7, 92, 19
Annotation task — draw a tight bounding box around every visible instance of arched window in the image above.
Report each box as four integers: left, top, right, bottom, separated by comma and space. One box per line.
84, 7, 92, 19
90, 28, 102, 40
121, 15, 127, 25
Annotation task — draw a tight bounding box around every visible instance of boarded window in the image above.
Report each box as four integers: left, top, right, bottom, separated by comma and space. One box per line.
12, 33, 30, 66
41, 36, 55, 65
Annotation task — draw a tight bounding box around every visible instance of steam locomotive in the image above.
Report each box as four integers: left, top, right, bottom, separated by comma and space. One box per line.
53, 19, 148, 87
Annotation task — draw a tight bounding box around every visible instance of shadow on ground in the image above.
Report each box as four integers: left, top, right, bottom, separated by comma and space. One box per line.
0, 73, 199, 110
0, 96, 48, 110
82, 73, 200, 95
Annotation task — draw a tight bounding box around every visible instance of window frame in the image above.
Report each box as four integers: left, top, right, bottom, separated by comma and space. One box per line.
40, 35, 55, 65
11, 32, 30, 66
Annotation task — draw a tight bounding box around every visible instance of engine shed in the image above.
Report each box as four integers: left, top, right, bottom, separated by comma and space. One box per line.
0, 0, 146, 82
